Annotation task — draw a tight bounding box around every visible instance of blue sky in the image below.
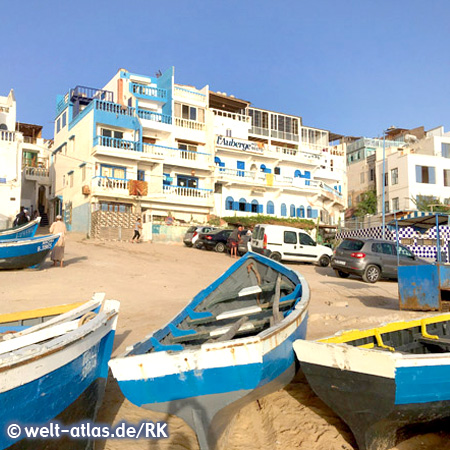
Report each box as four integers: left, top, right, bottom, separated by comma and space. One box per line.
1, 0, 449, 139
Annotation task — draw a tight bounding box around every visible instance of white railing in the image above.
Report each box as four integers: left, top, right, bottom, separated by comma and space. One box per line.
92, 176, 129, 192
0, 130, 15, 142
163, 185, 212, 199
25, 167, 49, 177
174, 86, 207, 102
211, 108, 251, 124
174, 117, 205, 131
142, 143, 211, 164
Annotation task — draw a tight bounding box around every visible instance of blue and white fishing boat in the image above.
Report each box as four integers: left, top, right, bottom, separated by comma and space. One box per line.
109, 252, 310, 450
0, 293, 120, 450
294, 314, 450, 450
0, 218, 41, 241
0, 233, 60, 270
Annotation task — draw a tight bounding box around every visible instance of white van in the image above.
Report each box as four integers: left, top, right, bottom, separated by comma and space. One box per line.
251, 224, 333, 266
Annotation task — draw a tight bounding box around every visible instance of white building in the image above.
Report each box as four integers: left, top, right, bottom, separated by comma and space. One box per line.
0, 90, 51, 227
51, 68, 346, 236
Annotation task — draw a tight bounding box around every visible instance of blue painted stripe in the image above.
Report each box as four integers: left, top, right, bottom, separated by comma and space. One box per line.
0, 223, 39, 241
0, 330, 115, 449
0, 235, 59, 259
395, 364, 450, 404
118, 312, 307, 406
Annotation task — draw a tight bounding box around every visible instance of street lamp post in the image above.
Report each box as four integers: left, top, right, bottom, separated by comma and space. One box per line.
382, 132, 386, 239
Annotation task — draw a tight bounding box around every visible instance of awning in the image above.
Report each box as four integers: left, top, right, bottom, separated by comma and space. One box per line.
389, 211, 450, 233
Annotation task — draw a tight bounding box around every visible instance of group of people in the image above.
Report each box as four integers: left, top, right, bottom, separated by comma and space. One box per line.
228, 225, 253, 259
13, 207, 67, 268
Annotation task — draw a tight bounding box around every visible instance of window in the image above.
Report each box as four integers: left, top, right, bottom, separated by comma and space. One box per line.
178, 142, 197, 152
398, 245, 414, 259
290, 204, 295, 217
163, 173, 172, 186
68, 172, 73, 188
99, 201, 132, 213
238, 198, 247, 212
178, 142, 198, 159
81, 165, 86, 182
444, 169, 450, 186
100, 165, 126, 179
137, 170, 145, 181
392, 197, 399, 211
175, 103, 205, 122
385, 201, 390, 213
225, 196, 234, 210
341, 239, 364, 251
370, 168, 375, 181
299, 233, 315, 246
274, 167, 281, 175
56, 118, 61, 133
177, 175, 198, 188
284, 231, 297, 244
384, 172, 388, 186
226, 129, 232, 137
416, 165, 436, 184
372, 243, 395, 255
280, 203, 287, 217
62, 112, 67, 128
391, 168, 398, 185
307, 206, 312, 218
442, 143, 450, 158
266, 201, 274, 214
251, 199, 259, 213
298, 206, 305, 218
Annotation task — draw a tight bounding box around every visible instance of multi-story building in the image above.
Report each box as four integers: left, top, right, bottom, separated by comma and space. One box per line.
51, 68, 215, 232
211, 92, 346, 224
346, 126, 450, 220
51, 68, 346, 235
0, 90, 50, 227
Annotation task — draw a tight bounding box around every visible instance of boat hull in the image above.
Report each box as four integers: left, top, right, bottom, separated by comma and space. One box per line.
0, 218, 40, 241
0, 234, 59, 270
300, 361, 450, 450
0, 319, 116, 450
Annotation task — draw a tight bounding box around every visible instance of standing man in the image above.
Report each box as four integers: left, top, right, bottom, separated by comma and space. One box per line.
49, 215, 67, 267
229, 225, 243, 259
131, 217, 143, 243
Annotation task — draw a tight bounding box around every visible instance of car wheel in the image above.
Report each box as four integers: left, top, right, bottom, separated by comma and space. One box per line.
215, 242, 225, 253
269, 252, 282, 262
319, 255, 330, 267
334, 269, 350, 279
362, 264, 381, 283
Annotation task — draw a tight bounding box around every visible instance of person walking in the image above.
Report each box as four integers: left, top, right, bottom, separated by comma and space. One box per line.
13, 207, 28, 226
131, 217, 143, 243
49, 215, 67, 267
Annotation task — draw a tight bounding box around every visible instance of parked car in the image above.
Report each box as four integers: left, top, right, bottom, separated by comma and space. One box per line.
331, 237, 427, 283
197, 229, 233, 252
251, 224, 333, 266
183, 226, 218, 247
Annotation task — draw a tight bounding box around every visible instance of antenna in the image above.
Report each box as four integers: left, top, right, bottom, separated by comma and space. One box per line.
155, 70, 162, 78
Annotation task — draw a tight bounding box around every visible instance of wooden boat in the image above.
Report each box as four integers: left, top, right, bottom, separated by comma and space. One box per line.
0, 293, 120, 450
294, 314, 450, 450
0, 233, 60, 270
109, 252, 310, 450
0, 217, 41, 241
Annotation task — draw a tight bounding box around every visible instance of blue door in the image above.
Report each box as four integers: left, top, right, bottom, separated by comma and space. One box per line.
237, 161, 245, 177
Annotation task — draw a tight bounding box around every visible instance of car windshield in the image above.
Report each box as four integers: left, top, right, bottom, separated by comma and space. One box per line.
339, 239, 364, 251
187, 226, 197, 233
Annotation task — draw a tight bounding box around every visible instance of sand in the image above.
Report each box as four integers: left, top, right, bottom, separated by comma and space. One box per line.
1, 232, 450, 450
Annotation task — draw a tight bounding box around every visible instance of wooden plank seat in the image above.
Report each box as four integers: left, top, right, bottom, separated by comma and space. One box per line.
186, 297, 297, 326
171, 317, 271, 344
419, 336, 450, 351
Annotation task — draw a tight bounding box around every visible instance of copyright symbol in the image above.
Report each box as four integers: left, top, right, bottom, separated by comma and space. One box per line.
7, 424, 21, 439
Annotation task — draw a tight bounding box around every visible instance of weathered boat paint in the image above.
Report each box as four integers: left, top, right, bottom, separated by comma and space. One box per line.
0, 218, 40, 241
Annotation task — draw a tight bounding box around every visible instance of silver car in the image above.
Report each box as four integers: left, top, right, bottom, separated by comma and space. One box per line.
183, 226, 218, 247
331, 238, 427, 283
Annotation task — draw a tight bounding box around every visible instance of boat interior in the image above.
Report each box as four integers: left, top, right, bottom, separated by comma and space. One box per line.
321, 315, 450, 355
133, 257, 301, 355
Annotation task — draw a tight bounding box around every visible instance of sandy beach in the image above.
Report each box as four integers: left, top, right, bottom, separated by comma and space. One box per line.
1, 233, 450, 450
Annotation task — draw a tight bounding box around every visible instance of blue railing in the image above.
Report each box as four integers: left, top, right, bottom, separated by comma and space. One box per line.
130, 83, 167, 100
174, 86, 206, 97
94, 136, 141, 152
71, 86, 114, 103
137, 109, 172, 124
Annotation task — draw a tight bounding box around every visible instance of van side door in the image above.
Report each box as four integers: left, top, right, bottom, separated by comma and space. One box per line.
298, 232, 319, 261
282, 231, 300, 261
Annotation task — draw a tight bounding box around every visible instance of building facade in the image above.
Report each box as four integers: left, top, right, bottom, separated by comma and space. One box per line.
0, 90, 50, 227
51, 68, 346, 235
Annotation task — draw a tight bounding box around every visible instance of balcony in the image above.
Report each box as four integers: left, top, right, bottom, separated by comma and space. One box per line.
130, 83, 167, 103
91, 176, 130, 197
211, 109, 251, 124
24, 165, 50, 183
142, 143, 211, 169
162, 185, 213, 206
174, 117, 205, 131
173, 86, 207, 106
272, 145, 322, 165
137, 109, 172, 134
0, 130, 15, 142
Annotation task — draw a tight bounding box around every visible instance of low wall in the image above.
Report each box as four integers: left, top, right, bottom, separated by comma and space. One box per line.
151, 224, 187, 244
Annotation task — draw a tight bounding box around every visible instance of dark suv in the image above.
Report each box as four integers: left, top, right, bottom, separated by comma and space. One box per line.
197, 229, 234, 252
331, 238, 427, 283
